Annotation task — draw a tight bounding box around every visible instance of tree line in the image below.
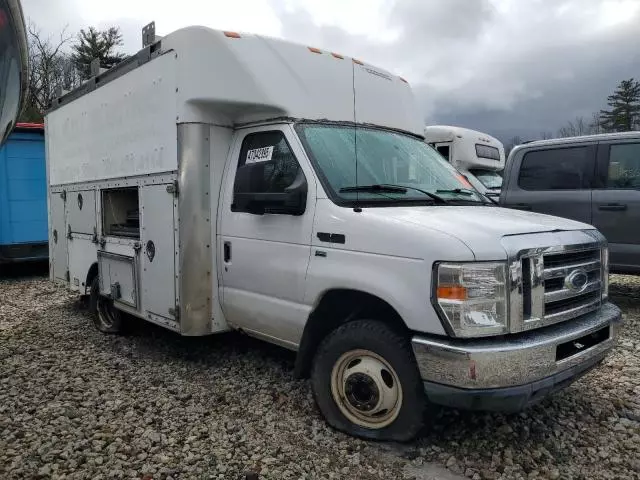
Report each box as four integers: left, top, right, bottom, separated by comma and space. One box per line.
21, 22, 125, 122
506, 78, 640, 155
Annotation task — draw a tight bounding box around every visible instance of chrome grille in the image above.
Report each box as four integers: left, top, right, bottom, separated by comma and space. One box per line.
541, 249, 602, 324
502, 230, 607, 334
520, 248, 602, 330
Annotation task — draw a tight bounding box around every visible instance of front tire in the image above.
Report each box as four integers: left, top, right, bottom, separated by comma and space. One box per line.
89, 276, 124, 334
311, 320, 427, 441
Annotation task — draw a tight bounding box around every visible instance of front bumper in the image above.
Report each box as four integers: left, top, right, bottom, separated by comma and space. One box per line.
411, 302, 622, 411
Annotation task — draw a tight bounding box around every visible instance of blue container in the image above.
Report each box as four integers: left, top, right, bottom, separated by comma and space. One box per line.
0, 123, 48, 263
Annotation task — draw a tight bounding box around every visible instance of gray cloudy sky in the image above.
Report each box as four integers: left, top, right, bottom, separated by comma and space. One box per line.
23, 0, 640, 142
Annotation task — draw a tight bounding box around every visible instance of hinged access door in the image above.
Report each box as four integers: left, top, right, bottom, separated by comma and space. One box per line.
140, 184, 177, 320
66, 189, 96, 234
50, 191, 68, 281
98, 251, 138, 308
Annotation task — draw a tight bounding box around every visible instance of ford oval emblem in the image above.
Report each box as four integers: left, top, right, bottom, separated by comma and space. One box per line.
565, 269, 588, 292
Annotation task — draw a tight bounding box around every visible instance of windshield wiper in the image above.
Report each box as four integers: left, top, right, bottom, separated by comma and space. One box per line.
436, 188, 475, 196
340, 184, 448, 204
436, 188, 495, 205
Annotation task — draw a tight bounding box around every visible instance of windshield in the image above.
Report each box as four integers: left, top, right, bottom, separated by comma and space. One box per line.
469, 168, 503, 189
295, 123, 485, 205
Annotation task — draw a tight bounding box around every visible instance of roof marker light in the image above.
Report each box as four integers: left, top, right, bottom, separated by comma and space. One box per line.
331, 53, 344, 59
224, 31, 241, 38
308, 47, 323, 54
352, 58, 364, 65
399, 77, 408, 84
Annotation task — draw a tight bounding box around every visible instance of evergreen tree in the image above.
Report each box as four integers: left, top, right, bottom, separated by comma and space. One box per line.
599, 78, 640, 132
71, 27, 126, 80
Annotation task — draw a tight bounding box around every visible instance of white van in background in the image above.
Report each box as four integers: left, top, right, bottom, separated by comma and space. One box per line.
424, 125, 505, 198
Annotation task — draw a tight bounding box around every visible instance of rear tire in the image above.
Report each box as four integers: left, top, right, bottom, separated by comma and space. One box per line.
311, 319, 427, 441
89, 276, 124, 334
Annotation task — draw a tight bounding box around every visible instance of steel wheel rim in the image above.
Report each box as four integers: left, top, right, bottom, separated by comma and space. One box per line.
330, 349, 402, 429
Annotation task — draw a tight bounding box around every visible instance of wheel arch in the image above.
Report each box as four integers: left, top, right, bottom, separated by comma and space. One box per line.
294, 288, 409, 379
84, 262, 99, 295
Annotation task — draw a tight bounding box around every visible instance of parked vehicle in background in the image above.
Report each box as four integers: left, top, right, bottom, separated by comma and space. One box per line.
500, 132, 640, 274
424, 125, 505, 198
0, 0, 29, 146
46, 23, 621, 441
0, 123, 48, 264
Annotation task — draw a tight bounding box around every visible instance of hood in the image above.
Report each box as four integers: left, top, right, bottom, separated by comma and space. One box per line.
362, 205, 592, 260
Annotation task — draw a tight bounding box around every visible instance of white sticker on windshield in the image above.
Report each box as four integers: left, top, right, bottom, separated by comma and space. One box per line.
246, 146, 274, 164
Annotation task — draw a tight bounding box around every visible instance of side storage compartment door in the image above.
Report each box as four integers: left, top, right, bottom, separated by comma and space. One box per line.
66, 189, 98, 291
140, 184, 177, 321
66, 190, 97, 235
50, 191, 68, 281
98, 252, 138, 309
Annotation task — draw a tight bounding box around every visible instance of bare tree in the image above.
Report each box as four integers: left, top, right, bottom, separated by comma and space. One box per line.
589, 111, 604, 134
557, 116, 591, 138
22, 22, 79, 122
505, 135, 522, 157
539, 131, 553, 140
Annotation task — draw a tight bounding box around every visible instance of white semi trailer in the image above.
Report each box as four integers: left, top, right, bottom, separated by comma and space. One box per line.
46, 23, 621, 441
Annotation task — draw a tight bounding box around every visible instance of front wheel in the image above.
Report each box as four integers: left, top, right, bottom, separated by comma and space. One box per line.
311, 320, 427, 441
89, 276, 124, 334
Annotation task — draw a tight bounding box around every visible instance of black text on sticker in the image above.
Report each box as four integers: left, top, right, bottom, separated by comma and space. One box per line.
246, 146, 274, 164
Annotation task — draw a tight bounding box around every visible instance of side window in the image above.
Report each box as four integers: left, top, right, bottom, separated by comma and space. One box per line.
436, 145, 450, 161
232, 130, 307, 215
607, 143, 640, 189
234, 131, 303, 194
518, 147, 592, 190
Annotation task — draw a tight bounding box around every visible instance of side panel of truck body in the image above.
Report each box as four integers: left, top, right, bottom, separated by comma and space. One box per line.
0, 125, 48, 263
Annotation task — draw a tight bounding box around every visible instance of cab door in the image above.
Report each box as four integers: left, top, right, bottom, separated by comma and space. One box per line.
592, 139, 640, 273
218, 124, 316, 347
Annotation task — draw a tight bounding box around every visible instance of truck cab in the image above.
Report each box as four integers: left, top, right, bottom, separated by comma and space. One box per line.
424, 125, 505, 198
46, 24, 621, 442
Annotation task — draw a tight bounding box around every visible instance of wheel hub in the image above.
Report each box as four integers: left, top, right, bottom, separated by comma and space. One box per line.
344, 372, 380, 412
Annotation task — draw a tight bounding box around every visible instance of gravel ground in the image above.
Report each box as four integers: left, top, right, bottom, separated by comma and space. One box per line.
0, 267, 638, 480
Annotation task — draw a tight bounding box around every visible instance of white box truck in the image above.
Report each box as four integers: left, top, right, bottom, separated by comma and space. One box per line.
424, 125, 505, 199
46, 23, 621, 441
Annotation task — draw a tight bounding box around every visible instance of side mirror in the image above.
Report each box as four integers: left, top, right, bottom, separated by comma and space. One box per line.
232, 163, 307, 216
0, 0, 29, 147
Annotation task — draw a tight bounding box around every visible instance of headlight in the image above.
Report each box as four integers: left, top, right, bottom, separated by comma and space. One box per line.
602, 247, 609, 301
435, 262, 508, 337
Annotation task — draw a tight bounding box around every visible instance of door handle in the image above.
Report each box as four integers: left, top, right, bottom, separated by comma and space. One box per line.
598, 203, 627, 211
223, 241, 232, 263
513, 203, 532, 211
